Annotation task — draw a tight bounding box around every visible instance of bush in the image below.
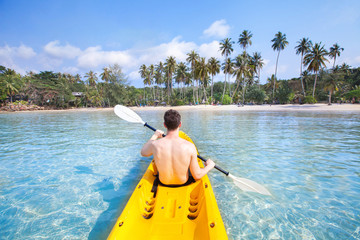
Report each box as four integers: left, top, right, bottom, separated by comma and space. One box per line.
246, 86, 266, 104
276, 81, 293, 104
171, 99, 185, 106
304, 96, 317, 104
13, 100, 28, 105
222, 94, 231, 105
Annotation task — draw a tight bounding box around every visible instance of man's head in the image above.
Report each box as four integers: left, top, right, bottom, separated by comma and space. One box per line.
164, 109, 181, 131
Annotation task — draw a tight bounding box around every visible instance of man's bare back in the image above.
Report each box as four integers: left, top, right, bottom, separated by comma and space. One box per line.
151, 134, 196, 184
140, 109, 215, 185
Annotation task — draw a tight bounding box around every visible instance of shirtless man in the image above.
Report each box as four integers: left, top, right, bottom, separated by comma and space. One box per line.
140, 109, 215, 186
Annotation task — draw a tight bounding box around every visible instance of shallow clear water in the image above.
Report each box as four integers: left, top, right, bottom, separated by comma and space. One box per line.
0, 109, 359, 239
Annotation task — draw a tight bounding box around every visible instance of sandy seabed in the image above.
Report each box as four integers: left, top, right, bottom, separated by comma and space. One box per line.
1, 104, 360, 114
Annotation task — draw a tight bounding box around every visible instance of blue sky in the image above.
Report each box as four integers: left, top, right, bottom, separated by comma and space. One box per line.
1, 0, 359, 87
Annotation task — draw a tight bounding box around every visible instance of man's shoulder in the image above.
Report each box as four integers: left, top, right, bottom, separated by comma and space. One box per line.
179, 138, 196, 151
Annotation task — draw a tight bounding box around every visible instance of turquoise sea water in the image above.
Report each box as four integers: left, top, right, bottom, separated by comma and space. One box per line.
0, 109, 359, 239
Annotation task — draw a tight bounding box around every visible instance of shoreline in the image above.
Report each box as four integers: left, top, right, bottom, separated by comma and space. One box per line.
130, 103, 360, 113
1, 104, 360, 114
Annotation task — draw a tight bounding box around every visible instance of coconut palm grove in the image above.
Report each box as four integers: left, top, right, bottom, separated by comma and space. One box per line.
1, 31, 360, 110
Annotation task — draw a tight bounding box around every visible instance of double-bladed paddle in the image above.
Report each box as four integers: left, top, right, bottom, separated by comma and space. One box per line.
114, 105, 271, 196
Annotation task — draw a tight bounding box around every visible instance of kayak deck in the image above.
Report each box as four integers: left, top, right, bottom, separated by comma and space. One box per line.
108, 132, 228, 240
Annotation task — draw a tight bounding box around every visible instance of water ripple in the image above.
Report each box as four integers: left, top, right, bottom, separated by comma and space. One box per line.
1, 110, 360, 239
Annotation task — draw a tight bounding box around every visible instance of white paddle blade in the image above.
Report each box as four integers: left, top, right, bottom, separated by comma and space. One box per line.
114, 105, 145, 124
228, 174, 271, 196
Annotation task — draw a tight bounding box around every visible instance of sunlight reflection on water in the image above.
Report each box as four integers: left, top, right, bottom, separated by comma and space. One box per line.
0, 109, 360, 239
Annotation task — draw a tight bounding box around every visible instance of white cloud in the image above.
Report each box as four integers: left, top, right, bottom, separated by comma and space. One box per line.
63, 66, 79, 74
44, 40, 82, 59
263, 58, 270, 67
0, 44, 36, 59
198, 41, 222, 59
128, 71, 140, 82
137, 36, 197, 64
16, 45, 36, 59
0, 44, 36, 74
77, 46, 135, 69
37, 53, 64, 69
203, 19, 230, 38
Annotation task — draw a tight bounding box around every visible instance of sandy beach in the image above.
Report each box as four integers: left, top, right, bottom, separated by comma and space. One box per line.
1, 104, 360, 114
128, 104, 360, 113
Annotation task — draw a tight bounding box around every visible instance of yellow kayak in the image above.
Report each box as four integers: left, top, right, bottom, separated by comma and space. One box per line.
108, 131, 228, 240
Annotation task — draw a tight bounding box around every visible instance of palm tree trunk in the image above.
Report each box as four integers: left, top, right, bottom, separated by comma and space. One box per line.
202, 79, 207, 103
197, 80, 200, 104
258, 69, 261, 90
192, 68, 196, 104
143, 84, 146, 105
183, 82, 186, 101
273, 50, 281, 102
232, 78, 241, 102
242, 78, 246, 105
328, 90, 332, 105
300, 54, 306, 96
211, 75, 214, 104
312, 72, 318, 98
167, 74, 170, 102
161, 86, 163, 101
153, 84, 156, 101
221, 73, 227, 104
228, 74, 231, 98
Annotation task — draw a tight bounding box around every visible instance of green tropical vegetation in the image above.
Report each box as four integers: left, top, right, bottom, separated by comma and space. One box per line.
1, 31, 360, 110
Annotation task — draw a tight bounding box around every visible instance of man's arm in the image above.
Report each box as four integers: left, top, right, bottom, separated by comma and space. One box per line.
189, 145, 215, 180
140, 130, 164, 157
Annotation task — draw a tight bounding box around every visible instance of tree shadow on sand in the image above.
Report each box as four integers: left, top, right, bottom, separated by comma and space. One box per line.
88, 159, 149, 240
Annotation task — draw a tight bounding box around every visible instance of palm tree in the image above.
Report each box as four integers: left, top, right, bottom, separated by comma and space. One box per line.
233, 52, 253, 105
175, 62, 188, 99
232, 54, 246, 103
208, 57, 220, 104
85, 71, 98, 87
139, 64, 148, 104
238, 30, 253, 53
2, 78, 19, 103
186, 50, 199, 104
304, 42, 329, 98
148, 64, 155, 100
155, 62, 164, 100
265, 74, 277, 94
100, 67, 110, 83
222, 58, 234, 103
301, 70, 310, 93
271, 31, 289, 102
295, 38, 312, 96
75, 74, 81, 83
323, 74, 340, 105
165, 56, 176, 101
237, 30, 253, 99
219, 38, 234, 103
196, 57, 209, 103
340, 63, 351, 74
329, 43, 344, 68
252, 52, 264, 88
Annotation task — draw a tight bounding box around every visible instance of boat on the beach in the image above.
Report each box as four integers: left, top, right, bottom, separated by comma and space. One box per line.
107, 131, 228, 240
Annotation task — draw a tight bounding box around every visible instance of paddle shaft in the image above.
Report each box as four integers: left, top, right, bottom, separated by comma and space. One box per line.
144, 122, 230, 176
